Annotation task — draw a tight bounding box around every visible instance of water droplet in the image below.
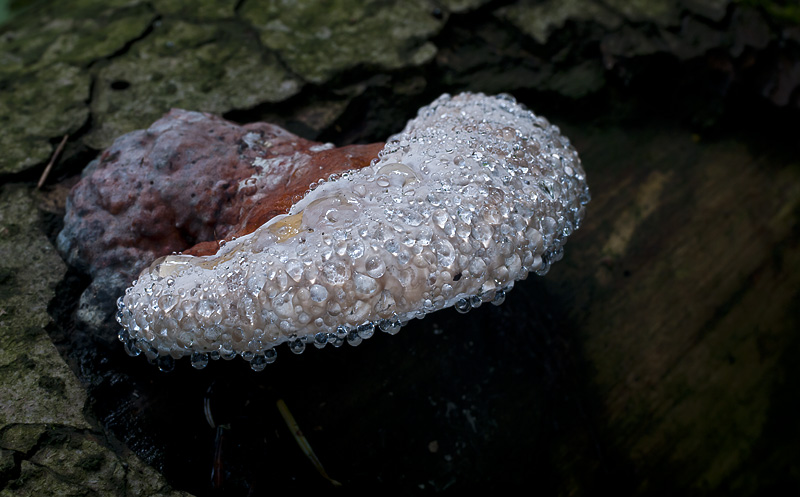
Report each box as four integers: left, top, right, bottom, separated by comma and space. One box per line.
378, 319, 402, 335
303, 193, 361, 228
364, 255, 386, 278
417, 226, 433, 245
251, 354, 268, 371
220, 343, 236, 360
197, 300, 219, 319
314, 332, 328, 349
357, 323, 375, 340
289, 338, 306, 354
432, 239, 456, 267
285, 259, 303, 282
347, 240, 365, 259
123, 336, 141, 357
354, 273, 378, 296
321, 260, 350, 285
492, 289, 506, 306
376, 162, 420, 187
309, 284, 329, 303
158, 294, 178, 313
501, 126, 517, 141
191, 351, 209, 370
468, 258, 487, 278
432, 209, 448, 228
143, 343, 159, 361
156, 355, 175, 372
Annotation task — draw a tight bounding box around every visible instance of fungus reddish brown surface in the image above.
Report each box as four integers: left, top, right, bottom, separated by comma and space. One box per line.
58, 109, 382, 286
183, 142, 384, 256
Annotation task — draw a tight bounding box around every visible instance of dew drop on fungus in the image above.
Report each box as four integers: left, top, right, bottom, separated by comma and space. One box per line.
347, 329, 363, 347
250, 354, 268, 371
191, 351, 209, 370
314, 332, 328, 349
156, 355, 175, 372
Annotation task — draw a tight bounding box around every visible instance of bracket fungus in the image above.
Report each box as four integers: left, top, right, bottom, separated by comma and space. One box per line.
112, 92, 590, 371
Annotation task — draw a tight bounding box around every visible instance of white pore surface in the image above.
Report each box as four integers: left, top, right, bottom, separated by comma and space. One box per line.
116, 92, 590, 370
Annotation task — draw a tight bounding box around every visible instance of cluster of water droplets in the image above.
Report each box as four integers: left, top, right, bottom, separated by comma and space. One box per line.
115, 92, 589, 371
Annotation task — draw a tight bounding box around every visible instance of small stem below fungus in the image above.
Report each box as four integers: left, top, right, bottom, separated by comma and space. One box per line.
204, 384, 215, 428
211, 424, 228, 490
276, 398, 342, 487
37, 134, 68, 189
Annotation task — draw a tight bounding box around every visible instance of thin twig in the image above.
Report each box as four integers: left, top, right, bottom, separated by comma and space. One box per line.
37, 134, 68, 189
276, 398, 342, 487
